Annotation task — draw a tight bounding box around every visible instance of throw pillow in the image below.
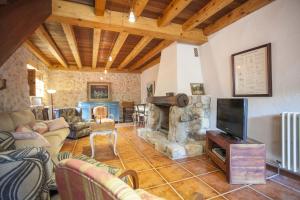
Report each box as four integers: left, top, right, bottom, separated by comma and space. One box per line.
14, 132, 51, 148
15, 125, 33, 132
30, 122, 49, 134
46, 117, 69, 132
11, 131, 38, 140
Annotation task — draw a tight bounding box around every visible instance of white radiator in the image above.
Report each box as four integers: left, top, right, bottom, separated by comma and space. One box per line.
281, 112, 300, 172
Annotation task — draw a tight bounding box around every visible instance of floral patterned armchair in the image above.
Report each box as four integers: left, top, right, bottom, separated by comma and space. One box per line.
0, 131, 53, 200
55, 107, 92, 139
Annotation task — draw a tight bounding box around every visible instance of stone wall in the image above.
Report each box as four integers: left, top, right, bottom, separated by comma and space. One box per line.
48, 70, 141, 107
0, 45, 49, 112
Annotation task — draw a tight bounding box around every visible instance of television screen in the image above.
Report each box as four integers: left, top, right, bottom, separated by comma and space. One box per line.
217, 98, 248, 141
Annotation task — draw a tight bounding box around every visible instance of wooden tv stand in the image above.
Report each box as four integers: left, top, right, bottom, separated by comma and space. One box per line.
206, 130, 266, 184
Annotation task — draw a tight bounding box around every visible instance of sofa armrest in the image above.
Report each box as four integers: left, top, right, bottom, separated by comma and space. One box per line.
0, 147, 53, 200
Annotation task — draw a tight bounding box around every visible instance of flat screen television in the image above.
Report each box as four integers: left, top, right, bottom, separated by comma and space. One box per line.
217, 98, 248, 141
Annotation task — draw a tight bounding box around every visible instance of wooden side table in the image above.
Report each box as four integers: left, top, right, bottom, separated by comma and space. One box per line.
90, 121, 118, 158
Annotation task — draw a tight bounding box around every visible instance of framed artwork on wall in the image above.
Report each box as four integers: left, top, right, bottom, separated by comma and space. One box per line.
0, 78, 6, 90
190, 83, 205, 95
232, 43, 272, 97
146, 81, 155, 97
87, 82, 111, 101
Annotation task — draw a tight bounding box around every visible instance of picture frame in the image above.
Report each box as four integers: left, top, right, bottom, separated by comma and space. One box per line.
146, 81, 155, 98
190, 83, 205, 95
232, 43, 272, 97
0, 78, 6, 90
87, 82, 111, 101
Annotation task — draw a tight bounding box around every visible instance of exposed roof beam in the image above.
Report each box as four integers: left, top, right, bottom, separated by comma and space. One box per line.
61, 23, 82, 68
24, 40, 52, 67
133, 0, 149, 17
138, 57, 160, 72
105, 32, 129, 69
35, 25, 68, 68
182, 0, 234, 31
92, 28, 101, 69
204, 0, 274, 35
50, 65, 140, 73
158, 0, 192, 27
95, 0, 106, 16
49, 0, 207, 45
129, 40, 172, 71
118, 36, 153, 69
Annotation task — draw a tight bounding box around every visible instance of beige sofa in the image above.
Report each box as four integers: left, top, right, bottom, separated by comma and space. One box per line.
0, 109, 69, 162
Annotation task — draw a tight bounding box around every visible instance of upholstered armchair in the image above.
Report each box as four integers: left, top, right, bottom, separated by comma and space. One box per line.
55, 107, 91, 139
56, 159, 163, 200
0, 131, 53, 200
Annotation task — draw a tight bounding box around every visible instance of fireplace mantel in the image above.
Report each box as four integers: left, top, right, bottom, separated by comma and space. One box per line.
147, 93, 189, 107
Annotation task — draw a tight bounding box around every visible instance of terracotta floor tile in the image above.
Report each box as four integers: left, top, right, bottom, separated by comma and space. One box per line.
181, 159, 218, 175
272, 174, 300, 191
200, 171, 242, 193
147, 155, 176, 168
145, 185, 182, 200
124, 158, 152, 171
137, 169, 166, 189
119, 151, 143, 160
171, 177, 219, 199
102, 160, 124, 169
251, 180, 300, 200
175, 156, 200, 163
224, 187, 269, 200
157, 164, 192, 182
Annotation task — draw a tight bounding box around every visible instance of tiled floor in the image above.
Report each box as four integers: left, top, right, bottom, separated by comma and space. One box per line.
60, 125, 300, 200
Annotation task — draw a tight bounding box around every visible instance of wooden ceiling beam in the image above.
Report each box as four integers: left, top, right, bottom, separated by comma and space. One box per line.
118, 36, 153, 69
129, 40, 172, 71
49, 0, 207, 45
105, 32, 129, 69
204, 0, 274, 35
35, 25, 68, 68
95, 0, 106, 16
138, 56, 160, 72
133, 0, 149, 17
50, 65, 140, 73
61, 23, 82, 68
92, 28, 101, 69
24, 40, 52, 67
158, 0, 192, 27
182, 0, 234, 31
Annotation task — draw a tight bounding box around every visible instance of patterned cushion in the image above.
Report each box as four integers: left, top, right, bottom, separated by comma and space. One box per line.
56, 159, 141, 200
0, 147, 53, 200
0, 131, 15, 152
70, 122, 90, 131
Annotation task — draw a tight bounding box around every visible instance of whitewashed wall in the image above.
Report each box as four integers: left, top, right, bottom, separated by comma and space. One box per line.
199, 0, 300, 162
140, 64, 159, 103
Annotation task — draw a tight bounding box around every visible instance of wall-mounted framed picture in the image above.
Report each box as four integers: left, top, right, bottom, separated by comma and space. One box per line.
232, 43, 272, 97
0, 78, 6, 90
190, 83, 205, 95
146, 81, 155, 97
87, 82, 111, 101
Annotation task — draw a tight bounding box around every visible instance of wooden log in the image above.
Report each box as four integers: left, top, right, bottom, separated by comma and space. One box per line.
147, 93, 189, 107
0, 0, 51, 66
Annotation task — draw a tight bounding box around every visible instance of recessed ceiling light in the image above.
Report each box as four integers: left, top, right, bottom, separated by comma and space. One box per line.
128, 9, 136, 23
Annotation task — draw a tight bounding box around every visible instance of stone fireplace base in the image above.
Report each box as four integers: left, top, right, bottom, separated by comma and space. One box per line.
138, 128, 206, 159
138, 95, 211, 160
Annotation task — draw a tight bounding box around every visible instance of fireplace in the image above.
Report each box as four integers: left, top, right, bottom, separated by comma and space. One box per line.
158, 106, 170, 132
138, 94, 211, 159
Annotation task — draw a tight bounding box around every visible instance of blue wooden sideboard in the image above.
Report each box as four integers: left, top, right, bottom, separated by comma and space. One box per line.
78, 101, 120, 122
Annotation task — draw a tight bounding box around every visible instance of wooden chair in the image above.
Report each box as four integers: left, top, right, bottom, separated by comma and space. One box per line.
92, 106, 115, 123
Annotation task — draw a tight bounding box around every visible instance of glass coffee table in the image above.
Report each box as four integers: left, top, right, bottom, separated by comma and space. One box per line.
89, 121, 118, 158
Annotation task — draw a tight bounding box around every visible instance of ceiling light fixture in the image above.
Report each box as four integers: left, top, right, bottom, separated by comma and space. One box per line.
100, 77, 103, 80
104, 69, 107, 74
128, 9, 136, 23
109, 56, 112, 62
